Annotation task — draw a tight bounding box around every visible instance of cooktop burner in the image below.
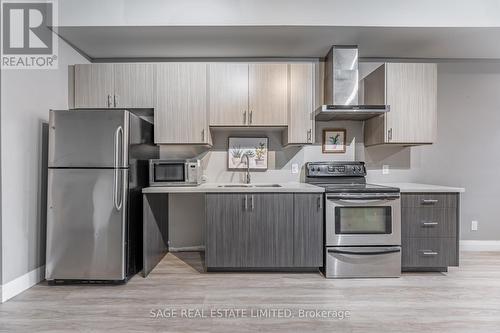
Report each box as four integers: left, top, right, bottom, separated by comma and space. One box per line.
305, 161, 400, 194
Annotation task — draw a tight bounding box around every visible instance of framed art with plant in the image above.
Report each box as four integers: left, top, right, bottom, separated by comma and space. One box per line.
228, 137, 268, 170
322, 128, 346, 153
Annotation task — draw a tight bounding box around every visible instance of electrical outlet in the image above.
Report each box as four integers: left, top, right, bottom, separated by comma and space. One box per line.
382, 165, 390, 175
471, 220, 478, 231
291, 163, 299, 174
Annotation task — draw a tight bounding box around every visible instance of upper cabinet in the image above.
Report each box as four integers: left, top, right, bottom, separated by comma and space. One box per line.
209, 63, 290, 127
248, 64, 288, 126
113, 64, 155, 108
74, 64, 114, 108
283, 63, 315, 145
209, 63, 249, 126
364, 63, 437, 146
155, 63, 210, 144
71, 61, 317, 145
74, 64, 155, 109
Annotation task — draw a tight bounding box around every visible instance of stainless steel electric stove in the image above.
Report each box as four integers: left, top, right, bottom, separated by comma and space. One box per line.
306, 161, 402, 278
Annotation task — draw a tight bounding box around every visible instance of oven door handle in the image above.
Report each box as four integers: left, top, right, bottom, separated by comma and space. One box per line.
340, 199, 386, 204
328, 248, 401, 256
333, 198, 395, 204
326, 194, 400, 202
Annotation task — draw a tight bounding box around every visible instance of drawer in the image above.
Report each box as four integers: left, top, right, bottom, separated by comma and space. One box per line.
402, 237, 457, 268
402, 207, 457, 238
402, 193, 458, 208
325, 246, 401, 278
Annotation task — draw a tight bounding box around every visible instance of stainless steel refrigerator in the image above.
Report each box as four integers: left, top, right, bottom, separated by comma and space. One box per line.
46, 110, 158, 284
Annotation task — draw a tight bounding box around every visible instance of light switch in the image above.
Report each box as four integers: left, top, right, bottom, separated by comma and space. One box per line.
382, 165, 390, 175
471, 220, 478, 231
291, 163, 299, 174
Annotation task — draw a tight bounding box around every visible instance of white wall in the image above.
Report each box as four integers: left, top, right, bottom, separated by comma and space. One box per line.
58, 0, 500, 27
0, 36, 89, 292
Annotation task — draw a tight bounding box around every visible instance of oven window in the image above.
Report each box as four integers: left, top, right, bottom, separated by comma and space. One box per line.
154, 164, 185, 182
335, 207, 392, 234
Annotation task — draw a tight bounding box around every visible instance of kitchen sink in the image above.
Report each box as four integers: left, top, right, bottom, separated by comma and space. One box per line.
217, 184, 282, 188
217, 184, 254, 188
254, 184, 282, 188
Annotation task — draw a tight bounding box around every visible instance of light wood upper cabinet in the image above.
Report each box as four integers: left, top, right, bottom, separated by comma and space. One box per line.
113, 64, 155, 108
154, 63, 209, 144
249, 64, 288, 126
364, 63, 437, 146
284, 63, 315, 144
74, 64, 114, 108
74, 63, 154, 109
209, 63, 249, 126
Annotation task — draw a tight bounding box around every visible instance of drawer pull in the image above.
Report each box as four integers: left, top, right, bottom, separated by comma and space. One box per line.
422, 199, 439, 205
421, 251, 438, 256
422, 221, 439, 227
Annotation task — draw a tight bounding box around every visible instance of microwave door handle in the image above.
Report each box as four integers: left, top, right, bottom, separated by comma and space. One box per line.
328, 248, 401, 255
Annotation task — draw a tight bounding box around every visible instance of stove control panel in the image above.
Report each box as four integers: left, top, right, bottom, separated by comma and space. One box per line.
306, 162, 366, 177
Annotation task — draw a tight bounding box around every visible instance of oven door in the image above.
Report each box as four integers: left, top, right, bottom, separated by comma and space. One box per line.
325, 193, 401, 246
150, 161, 187, 185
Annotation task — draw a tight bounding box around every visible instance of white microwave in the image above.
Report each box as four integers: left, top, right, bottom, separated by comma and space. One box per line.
149, 159, 201, 186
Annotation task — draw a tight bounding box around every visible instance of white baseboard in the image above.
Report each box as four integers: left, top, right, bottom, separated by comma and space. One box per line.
460, 240, 500, 252
1, 266, 45, 303
169, 245, 205, 252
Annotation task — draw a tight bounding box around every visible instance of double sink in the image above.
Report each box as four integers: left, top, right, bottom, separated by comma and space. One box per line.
217, 184, 282, 188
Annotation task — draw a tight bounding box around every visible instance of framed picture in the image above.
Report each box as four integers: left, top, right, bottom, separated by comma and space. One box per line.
228, 137, 268, 170
322, 129, 346, 153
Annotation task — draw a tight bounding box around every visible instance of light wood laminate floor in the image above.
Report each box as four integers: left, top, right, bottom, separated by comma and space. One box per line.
1, 252, 500, 333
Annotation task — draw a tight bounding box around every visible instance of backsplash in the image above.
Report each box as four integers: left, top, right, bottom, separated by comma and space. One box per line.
159, 120, 418, 184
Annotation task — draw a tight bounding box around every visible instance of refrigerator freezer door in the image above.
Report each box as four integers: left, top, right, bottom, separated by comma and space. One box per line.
49, 110, 129, 168
46, 168, 129, 281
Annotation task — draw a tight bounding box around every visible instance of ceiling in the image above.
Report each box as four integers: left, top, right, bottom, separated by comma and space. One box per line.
55, 26, 500, 61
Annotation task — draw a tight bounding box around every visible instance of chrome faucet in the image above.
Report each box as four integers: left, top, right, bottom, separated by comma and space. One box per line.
241, 153, 251, 184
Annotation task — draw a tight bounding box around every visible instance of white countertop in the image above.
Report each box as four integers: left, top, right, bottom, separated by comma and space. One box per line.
376, 182, 465, 193
143, 182, 325, 194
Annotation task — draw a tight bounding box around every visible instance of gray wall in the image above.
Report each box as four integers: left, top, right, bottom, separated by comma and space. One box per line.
1, 36, 89, 285
162, 61, 500, 247
412, 62, 500, 240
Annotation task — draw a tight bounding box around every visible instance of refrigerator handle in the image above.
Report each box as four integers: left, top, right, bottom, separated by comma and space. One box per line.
114, 126, 124, 211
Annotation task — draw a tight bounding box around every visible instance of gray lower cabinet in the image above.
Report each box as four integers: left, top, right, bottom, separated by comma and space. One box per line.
401, 193, 460, 271
205, 193, 322, 269
293, 193, 323, 267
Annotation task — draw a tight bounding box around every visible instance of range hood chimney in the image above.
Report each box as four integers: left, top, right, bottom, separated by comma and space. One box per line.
315, 45, 389, 121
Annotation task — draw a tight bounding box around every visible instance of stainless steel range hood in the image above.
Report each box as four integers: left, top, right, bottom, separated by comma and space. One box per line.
315, 45, 389, 121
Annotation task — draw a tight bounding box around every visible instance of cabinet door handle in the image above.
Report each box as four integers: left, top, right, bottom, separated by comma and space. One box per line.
107, 94, 112, 108
422, 221, 438, 227
422, 199, 439, 205
249, 110, 253, 125
388, 128, 393, 141
317, 196, 322, 210
243, 110, 247, 125
307, 129, 312, 142
421, 251, 438, 256
250, 195, 254, 211
113, 94, 118, 107
244, 195, 248, 211
201, 128, 205, 142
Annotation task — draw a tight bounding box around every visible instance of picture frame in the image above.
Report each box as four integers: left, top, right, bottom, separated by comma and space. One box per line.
227, 137, 269, 170
322, 129, 346, 153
